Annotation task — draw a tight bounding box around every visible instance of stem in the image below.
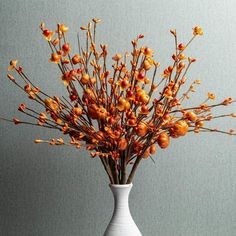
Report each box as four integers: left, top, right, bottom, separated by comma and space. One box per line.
99, 157, 114, 184
121, 151, 127, 184
126, 156, 142, 184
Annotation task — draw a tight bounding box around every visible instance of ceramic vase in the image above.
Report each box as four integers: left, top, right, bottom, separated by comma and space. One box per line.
104, 183, 142, 236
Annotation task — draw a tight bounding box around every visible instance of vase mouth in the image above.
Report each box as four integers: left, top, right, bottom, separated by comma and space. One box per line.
109, 183, 133, 188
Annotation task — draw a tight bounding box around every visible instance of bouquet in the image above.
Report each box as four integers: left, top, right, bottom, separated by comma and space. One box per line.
2, 19, 235, 185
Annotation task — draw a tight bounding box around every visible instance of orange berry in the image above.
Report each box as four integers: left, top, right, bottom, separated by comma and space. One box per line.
143, 60, 151, 70
177, 43, 186, 51
118, 138, 128, 150
81, 73, 90, 84
149, 144, 157, 154
143, 47, 153, 57
62, 43, 70, 52
193, 26, 203, 36
185, 111, 197, 122
72, 107, 83, 116
72, 54, 81, 64
49, 53, 61, 63
142, 148, 150, 159
195, 120, 204, 128
136, 122, 148, 137
157, 132, 170, 149
139, 93, 149, 104
169, 120, 189, 138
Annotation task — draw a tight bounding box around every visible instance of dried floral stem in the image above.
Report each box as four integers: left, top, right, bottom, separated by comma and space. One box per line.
3, 22, 235, 185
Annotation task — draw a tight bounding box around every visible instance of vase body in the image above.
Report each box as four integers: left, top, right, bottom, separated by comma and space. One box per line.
104, 183, 142, 236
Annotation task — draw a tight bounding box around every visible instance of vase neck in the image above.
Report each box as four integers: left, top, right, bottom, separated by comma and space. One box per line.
109, 183, 133, 209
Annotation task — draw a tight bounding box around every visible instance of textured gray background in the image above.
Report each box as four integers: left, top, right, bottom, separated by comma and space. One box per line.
0, 0, 236, 235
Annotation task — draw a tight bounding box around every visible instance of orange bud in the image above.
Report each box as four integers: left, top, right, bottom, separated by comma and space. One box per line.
34, 139, 44, 143
7, 74, 15, 81
170, 29, 176, 36
208, 92, 216, 100
13, 118, 21, 125
8, 60, 18, 71
112, 53, 122, 61
92, 18, 102, 23
80, 26, 87, 30
18, 104, 26, 112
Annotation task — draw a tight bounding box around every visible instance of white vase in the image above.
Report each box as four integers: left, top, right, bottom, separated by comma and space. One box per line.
104, 183, 142, 236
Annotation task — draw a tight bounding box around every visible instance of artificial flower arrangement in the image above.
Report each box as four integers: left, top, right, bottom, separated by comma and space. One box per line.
2, 19, 236, 187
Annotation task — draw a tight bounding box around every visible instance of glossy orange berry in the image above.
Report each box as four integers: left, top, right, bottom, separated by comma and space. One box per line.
149, 144, 157, 154
87, 104, 99, 119
169, 120, 189, 138
195, 120, 204, 128
142, 148, 150, 159
143, 60, 151, 70
72, 54, 81, 64
137, 69, 145, 80
117, 98, 130, 111
72, 107, 83, 116
136, 122, 148, 137
143, 47, 153, 57
139, 93, 149, 104
62, 43, 70, 53
177, 43, 186, 51
44, 98, 59, 111
139, 105, 150, 115
49, 53, 61, 64
43, 29, 54, 41
81, 74, 90, 84
97, 106, 108, 120
118, 138, 128, 150
127, 118, 136, 126
193, 26, 203, 36
185, 111, 197, 122
157, 132, 170, 149
43, 29, 51, 37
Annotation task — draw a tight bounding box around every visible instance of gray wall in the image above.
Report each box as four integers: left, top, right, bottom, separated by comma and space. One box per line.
1, 0, 236, 235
